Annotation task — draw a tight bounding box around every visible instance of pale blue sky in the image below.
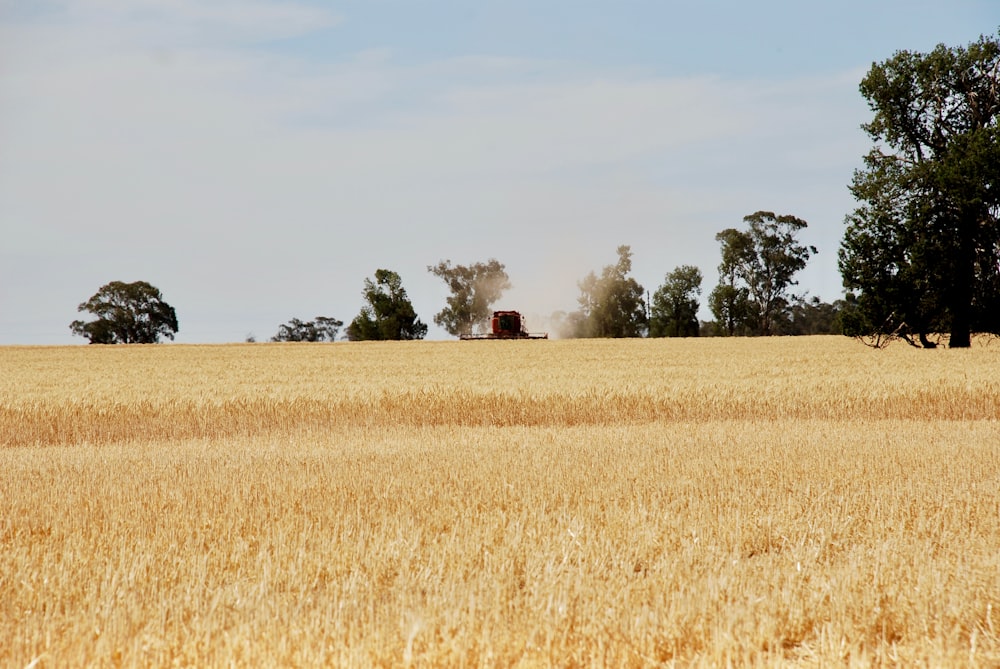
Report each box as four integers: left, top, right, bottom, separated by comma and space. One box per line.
1, 1, 996, 342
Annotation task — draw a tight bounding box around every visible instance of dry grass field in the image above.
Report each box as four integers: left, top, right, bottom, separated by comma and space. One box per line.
2, 336, 1000, 667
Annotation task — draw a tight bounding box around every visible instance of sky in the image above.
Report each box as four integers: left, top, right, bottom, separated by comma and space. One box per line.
1, 1, 997, 343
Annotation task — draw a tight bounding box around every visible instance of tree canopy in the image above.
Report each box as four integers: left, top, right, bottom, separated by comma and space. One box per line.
427, 259, 511, 337
710, 212, 816, 336
70, 281, 179, 344
708, 230, 753, 337
839, 32, 1000, 348
346, 269, 427, 341
572, 245, 647, 338
780, 297, 849, 336
650, 265, 702, 337
271, 316, 343, 342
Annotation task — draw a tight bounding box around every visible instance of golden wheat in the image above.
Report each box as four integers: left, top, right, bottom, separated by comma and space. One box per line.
4, 338, 1000, 447
2, 337, 999, 666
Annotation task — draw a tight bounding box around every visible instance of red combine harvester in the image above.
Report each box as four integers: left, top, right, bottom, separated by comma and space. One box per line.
460, 310, 548, 340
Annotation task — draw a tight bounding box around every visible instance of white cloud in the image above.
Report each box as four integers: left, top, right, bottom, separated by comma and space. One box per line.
0, 2, 871, 343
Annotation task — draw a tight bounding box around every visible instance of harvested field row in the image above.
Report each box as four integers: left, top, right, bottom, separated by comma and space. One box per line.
4, 337, 1000, 447
4, 384, 1000, 447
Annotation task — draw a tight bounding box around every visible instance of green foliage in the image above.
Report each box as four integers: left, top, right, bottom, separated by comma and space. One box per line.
708, 284, 752, 337
709, 228, 754, 336
271, 316, 342, 342
427, 259, 511, 337
571, 245, 647, 338
839, 32, 1000, 348
711, 212, 816, 336
346, 269, 427, 341
650, 265, 702, 337
778, 297, 848, 335
70, 280, 179, 344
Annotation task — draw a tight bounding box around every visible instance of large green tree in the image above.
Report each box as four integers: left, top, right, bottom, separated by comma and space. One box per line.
650, 265, 702, 337
573, 245, 647, 338
711, 212, 816, 336
839, 33, 1000, 348
427, 259, 511, 337
346, 269, 427, 341
70, 280, 178, 344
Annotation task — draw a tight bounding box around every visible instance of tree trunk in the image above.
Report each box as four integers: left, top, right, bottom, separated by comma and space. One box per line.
949, 221, 976, 349
950, 310, 972, 347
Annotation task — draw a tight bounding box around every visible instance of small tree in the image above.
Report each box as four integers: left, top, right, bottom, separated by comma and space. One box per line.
650, 265, 702, 337
708, 231, 753, 336
427, 259, 511, 336
713, 212, 816, 335
271, 316, 343, 342
346, 269, 427, 341
573, 245, 647, 338
70, 280, 178, 344
708, 284, 752, 336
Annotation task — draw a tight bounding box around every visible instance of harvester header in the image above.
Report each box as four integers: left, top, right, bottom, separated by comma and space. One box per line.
460, 311, 548, 340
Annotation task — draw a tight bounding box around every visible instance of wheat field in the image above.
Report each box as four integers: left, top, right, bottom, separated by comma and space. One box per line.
2, 337, 999, 667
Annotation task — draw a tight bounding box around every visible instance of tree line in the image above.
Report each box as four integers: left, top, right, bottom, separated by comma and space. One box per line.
70, 32, 1000, 347
68, 210, 838, 344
